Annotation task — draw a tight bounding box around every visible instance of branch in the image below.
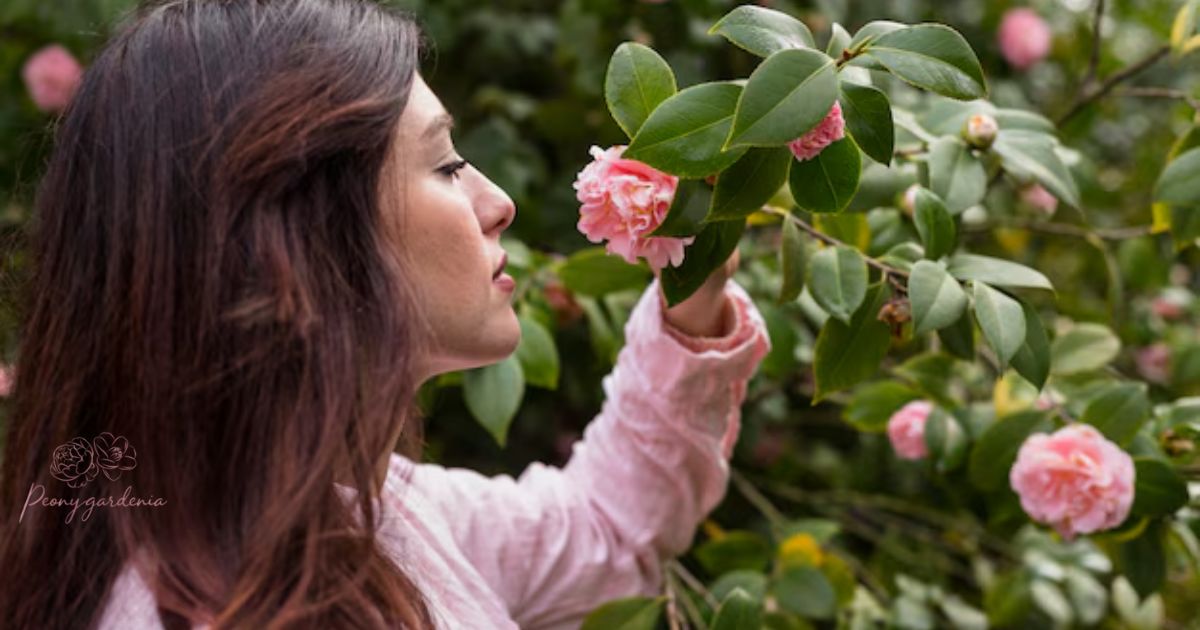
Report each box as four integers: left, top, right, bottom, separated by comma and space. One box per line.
1057, 44, 1171, 125
760, 206, 910, 279
1114, 86, 1200, 111
963, 218, 1154, 240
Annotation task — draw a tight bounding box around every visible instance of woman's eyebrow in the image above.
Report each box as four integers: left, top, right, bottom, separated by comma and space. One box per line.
422, 112, 455, 140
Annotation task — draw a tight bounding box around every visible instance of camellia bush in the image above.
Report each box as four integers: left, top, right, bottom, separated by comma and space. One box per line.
5, 1, 1200, 629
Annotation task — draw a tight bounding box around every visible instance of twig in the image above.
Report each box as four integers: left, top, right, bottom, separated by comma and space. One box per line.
1057, 45, 1171, 125
759, 206, 910, 279
730, 468, 787, 528
1084, 0, 1106, 87
664, 573, 684, 630
668, 559, 721, 611
1115, 86, 1200, 111
963, 218, 1153, 241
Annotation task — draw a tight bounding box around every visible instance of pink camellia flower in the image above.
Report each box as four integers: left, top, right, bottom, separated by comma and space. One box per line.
787, 101, 845, 162
1019, 183, 1058, 216
574, 145, 693, 273
997, 8, 1052, 70
21, 44, 84, 113
1009, 423, 1135, 540
1135, 343, 1171, 384
887, 400, 933, 460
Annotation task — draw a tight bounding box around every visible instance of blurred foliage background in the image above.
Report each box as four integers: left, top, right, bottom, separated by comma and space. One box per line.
6, 0, 1200, 628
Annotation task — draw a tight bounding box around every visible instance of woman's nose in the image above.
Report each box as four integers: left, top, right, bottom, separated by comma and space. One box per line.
473, 168, 516, 234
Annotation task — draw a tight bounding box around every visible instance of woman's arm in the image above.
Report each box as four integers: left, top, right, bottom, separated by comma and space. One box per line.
386, 273, 770, 629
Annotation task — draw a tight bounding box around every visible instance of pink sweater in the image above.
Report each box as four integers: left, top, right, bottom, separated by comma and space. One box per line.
96, 276, 771, 629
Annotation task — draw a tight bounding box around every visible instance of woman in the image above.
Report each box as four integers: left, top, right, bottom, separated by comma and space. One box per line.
0, 0, 771, 628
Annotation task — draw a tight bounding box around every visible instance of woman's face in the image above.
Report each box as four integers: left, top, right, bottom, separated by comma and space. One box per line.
384, 73, 520, 383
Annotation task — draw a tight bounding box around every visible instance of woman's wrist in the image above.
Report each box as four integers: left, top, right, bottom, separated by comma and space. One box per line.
660, 286, 733, 338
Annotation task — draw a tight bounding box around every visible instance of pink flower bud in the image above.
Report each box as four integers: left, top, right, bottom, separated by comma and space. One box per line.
962, 113, 998, 149
997, 8, 1052, 70
787, 101, 845, 162
1009, 424, 1135, 540
1135, 343, 1171, 384
1018, 183, 1058, 216
0, 364, 12, 398
898, 183, 920, 216
21, 45, 84, 113
887, 400, 932, 460
573, 145, 693, 273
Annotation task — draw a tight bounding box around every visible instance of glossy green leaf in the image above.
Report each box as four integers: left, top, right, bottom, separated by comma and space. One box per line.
938, 310, 976, 360
843, 381, 921, 432
992, 129, 1081, 208
838, 80, 893, 165
558, 247, 652, 296
813, 282, 892, 402
725, 48, 838, 148
772, 566, 837, 620
711, 588, 763, 630
1081, 382, 1150, 446
862, 24, 987, 100
1050, 323, 1121, 376
708, 4, 815, 57
928, 136, 987, 214
650, 178, 710, 237
660, 219, 745, 307
709, 147, 792, 220
925, 407, 968, 473
912, 187, 956, 259
847, 20, 907, 52
946, 253, 1053, 291
695, 531, 772, 575
972, 282, 1025, 367
788, 136, 862, 213
778, 216, 807, 303
1131, 458, 1190, 517
580, 596, 666, 630
515, 314, 559, 389
1010, 302, 1051, 390
968, 410, 1053, 490
463, 354, 525, 447
624, 82, 748, 178
1155, 146, 1200, 205
604, 42, 677, 139
808, 245, 868, 324
909, 260, 967, 335
826, 22, 852, 58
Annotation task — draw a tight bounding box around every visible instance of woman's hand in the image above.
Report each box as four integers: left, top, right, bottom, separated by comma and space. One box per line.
653, 247, 740, 338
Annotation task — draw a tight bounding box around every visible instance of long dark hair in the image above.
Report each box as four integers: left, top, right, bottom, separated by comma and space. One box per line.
0, 0, 440, 627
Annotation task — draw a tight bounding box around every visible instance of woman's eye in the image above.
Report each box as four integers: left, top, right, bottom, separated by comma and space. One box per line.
437, 158, 470, 180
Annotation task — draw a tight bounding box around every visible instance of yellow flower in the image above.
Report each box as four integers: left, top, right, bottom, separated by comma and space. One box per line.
778, 533, 825, 568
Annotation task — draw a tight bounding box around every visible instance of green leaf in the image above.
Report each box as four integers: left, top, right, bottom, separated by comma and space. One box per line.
808, 245, 868, 324
946, 253, 1053, 291
968, 410, 1053, 490
1010, 302, 1051, 390
725, 48, 838, 149
708, 4, 815, 57
909, 260, 967, 335
826, 22, 852, 58
862, 24, 987, 100
972, 282, 1026, 367
928, 136, 987, 214
848, 20, 907, 53
709, 147, 792, 220
711, 571, 769, 603
463, 354, 525, 447
696, 531, 772, 575
1155, 146, 1200, 205
992, 129, 1081, 208
1131, 458, 1189, 517
894, 352, 959, 405
838, 80, 894, 165
1049, 323, 1121, 376
813, 282, 892, 402
515, 314, 559, 389
558, 247, 652, 296
843, 381, 921, 431
938, 310, 976, 360
772, 566, 837, 620
581, 596, 666, 630
925, 407, 969, 472
1080, 382, 1150, 446
624, 81, 748, 178
711, 588, 763, 630
912, 187, 956, 259
660, 219, 745, 307
788, 136, 862, 213
1119, 521, 1167, 599
650, 178, 711, 237
778, 216, 807, 303
604, 42, 678, 139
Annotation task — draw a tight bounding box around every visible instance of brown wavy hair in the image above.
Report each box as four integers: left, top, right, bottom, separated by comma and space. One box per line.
0, 0, 441, 627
